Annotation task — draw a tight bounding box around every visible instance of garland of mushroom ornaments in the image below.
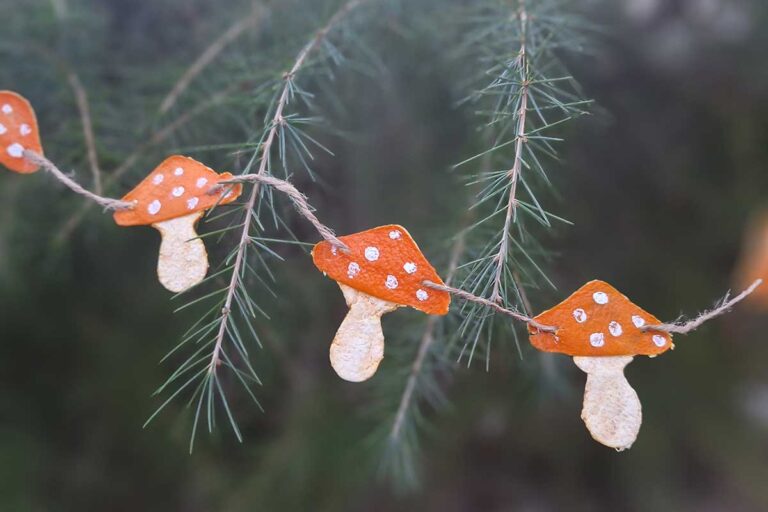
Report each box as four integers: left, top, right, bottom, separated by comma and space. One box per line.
2, 89, 763, 450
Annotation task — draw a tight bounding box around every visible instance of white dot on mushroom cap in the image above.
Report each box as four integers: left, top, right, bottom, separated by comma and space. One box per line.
347, 262, 360, 279
589, 332, 605, 347
0, 123, 6, 135
609, 321, 623, 337
416, 289, 428, 301
572, 308, 587, 323
364, 246, 379, 261
592, 291, 609, 304
389, 230, 401, 240
196, 177, 208, 188
652, 335, 666, 347
331, 246, 337, 256
186, 197, 199, 210
385, 275, 398, 289
632, 315, 646, 328
1, 104, 12, 114
6, 143, 24, 158
172, 186, 185, 197
174, 167, 184, 176
152, 174, 164, 185
148, 199, 162, 215
403, 262, 417, 274
19, 124, 31, 136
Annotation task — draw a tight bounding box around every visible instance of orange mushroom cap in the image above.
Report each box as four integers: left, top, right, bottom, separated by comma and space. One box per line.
733, 208, 768, 308
312, 225, 451, 315
528, 280, 674, 357
113, 155, 242, 226
0, 91, 43, 174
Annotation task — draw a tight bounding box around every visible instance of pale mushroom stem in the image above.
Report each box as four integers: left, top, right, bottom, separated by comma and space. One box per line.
152, 211, 208, 293
572, 356, 642, 451
330, 283, 399, 382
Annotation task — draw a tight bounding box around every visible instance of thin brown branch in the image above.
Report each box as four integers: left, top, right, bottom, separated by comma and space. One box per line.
65, 71, 102, 194
490, 1, 530, 304
158, 5, 265, 114
423, 280, 557, 333
390, 232, 466, 442
23, 150, 133, 210
25, 45, 103, 194
208, 0, 365, 377
645, 279, 762, 335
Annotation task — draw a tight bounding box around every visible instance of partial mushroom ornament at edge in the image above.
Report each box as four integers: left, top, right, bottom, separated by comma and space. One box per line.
0, 90, 43, 174
113, 155, 242, 293
528, 280, 673, 450
312, 225, 451, 382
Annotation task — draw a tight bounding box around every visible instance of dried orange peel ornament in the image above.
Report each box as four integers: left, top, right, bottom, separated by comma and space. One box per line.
733, 209, 768, 309
0, 91, 43, 174
528, 280, 673, 450
114, 155, 241, 293
312, 225, 450, 382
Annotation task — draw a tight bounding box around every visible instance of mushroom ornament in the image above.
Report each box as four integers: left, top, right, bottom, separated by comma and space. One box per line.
528, 280, 673, 450
114, 155, 242, 293
312, 225, 451, 382
0, 91, 43, 174
733, 208, 768, 309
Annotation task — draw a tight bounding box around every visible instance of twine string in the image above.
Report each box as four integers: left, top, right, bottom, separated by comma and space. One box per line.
23, 150, 133, 211
21, 150, 762, 337
422, 280, 558, 333
644, 279, 762, 334
215, 173, 349, 252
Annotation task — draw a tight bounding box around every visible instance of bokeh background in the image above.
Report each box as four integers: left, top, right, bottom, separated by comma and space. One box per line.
1, 0, 768, 510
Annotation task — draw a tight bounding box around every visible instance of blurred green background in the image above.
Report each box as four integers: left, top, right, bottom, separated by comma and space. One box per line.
1, 0, 768, 510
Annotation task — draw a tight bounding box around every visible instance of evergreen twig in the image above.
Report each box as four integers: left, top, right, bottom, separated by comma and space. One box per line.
158, 4, 266, 114
65, 70, 102, 193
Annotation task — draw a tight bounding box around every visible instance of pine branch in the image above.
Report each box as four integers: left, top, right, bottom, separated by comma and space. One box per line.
490, 1, 528, 304
452, 0, 592, 363
389, 231, 466, 445
207, 0, 365, 378
158, 4, 266, 114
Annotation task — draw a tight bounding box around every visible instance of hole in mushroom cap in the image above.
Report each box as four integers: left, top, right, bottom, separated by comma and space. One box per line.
416, 289, 429, 301
652, 335, 666, 347
0, 123, 6, 135
389, 230, 401, 240
385, 275, 398, 289
19, 124, 31, 136
347, 262, 360, 278
632, 315, 646, 328
1, 104, 12, 114
403, 262, 417, 274
6, 143, 24, 158
364, 246, 379, 261
589, 332, 605, 347
608, 321, 623, 337
573, 308, 587, 323
147, 199, 162, 215
592, 291, 609, 304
